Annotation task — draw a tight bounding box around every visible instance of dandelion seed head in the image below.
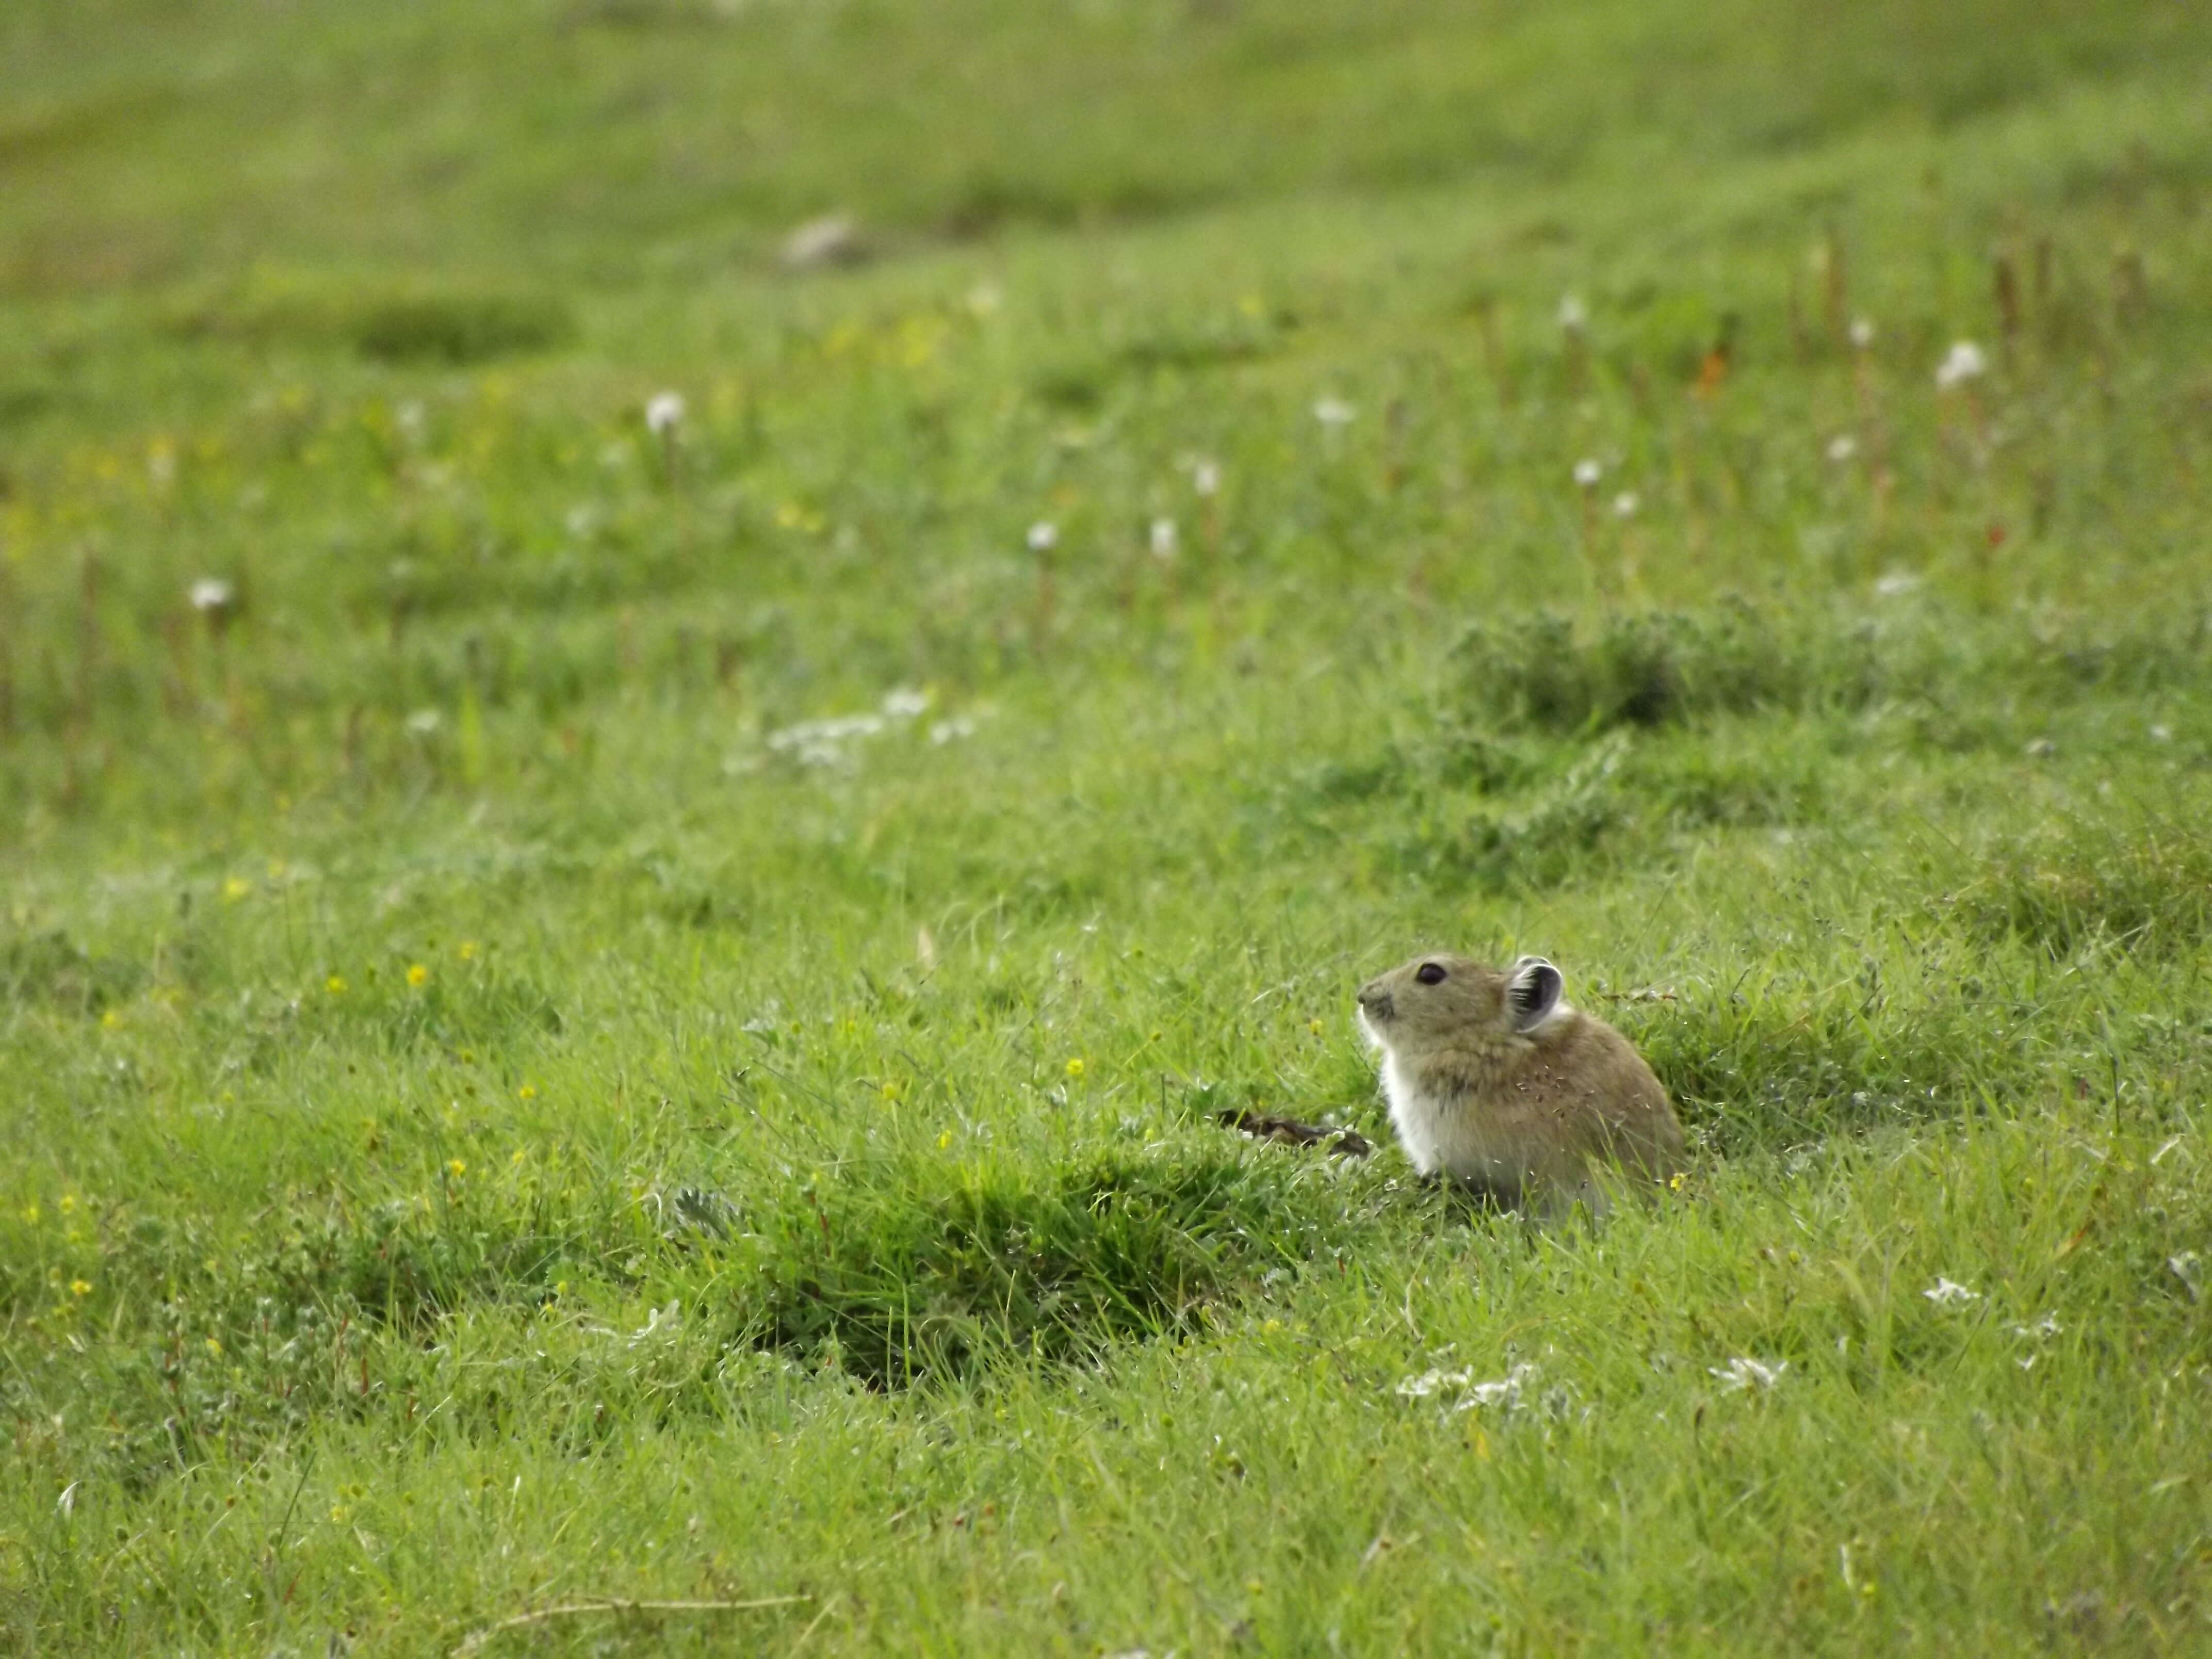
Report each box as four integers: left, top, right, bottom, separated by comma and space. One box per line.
1849, 317, 1876, 349
1573, 458, 1603, 489
1149, 517, 1178, 559
1922, 1277, 1980, 1307
189, 578, 236, 614
1313, 396, 1357, 428
1026, 521, 1059, 552
1557, 292, 1589, 332
1192, 460, 1222, 497
1827, 434, 1859, 463
1710, 1356, 1787, 1393
1934, 340, 1988, 390
1612, 490, 1639, 518
645, 392, 686, 435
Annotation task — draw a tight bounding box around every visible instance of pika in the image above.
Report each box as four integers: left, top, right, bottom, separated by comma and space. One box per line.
1355, 952, 1684, 1213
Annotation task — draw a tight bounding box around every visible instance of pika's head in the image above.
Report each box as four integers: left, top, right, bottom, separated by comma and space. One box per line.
1355, 952, 1564, 1056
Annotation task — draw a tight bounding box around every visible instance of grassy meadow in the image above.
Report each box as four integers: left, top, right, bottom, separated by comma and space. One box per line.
5, 0, 2212, 1650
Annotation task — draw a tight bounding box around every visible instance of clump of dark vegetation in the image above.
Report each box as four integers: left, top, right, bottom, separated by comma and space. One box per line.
1630, 969, 2031, 1150
1450, 603, 1909, 733
349, 292, 577, 364
1940, 803, 2212, 958
164, 287, 576, 364
743, 1145, 1371, 1387
1372, 729, 1824, 892
0, 930, 144, 1016
1451, 603, 2212, 736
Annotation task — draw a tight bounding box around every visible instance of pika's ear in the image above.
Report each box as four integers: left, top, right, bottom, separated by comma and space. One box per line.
1507, 957, 1563, 1031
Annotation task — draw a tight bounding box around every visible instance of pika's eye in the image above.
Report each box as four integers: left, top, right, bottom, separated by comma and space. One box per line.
1414, 963, 1447, 986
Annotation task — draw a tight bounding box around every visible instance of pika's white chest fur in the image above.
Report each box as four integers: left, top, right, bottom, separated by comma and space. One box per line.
1362, 1009, 1564, 1188
1376, 1051, 1534, 1183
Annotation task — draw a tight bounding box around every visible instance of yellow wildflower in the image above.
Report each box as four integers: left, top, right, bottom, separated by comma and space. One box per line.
406, 964, 429, 988
70, 1279, 91, 1297
222, 877, 250, 902
326, 975, 348, 995
517, 1084, 538, 1101
447, 1159, 467, 1178
1064, 1058, 1086, 1080
458, 940, 479, 961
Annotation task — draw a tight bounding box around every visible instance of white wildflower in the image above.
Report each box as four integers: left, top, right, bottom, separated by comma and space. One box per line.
645, 392, 686, 436
1827, 434, 1859, 463
1395, 1361, 1537, 1411
625, 1300, 682, 1347
1848, 317, 1875, 350
1026, 521, 1058, 553
1923, 1277, 1981, 1307
1612, 491, 1639, 518
1192, 459, 1222, 497
1395, 1367, 1470, 1400
1149, 517, 1178, 559
1873, 571, 1922, 598
2008, 1313, 2061, 1340
404, 709, 442, 736
1557, 292, 1588, 332
767, 711, 889, 768
1934, 341, 1988, 390
2170, 1251, 2202, 1300
2150, 724, 2173, 743
1710, 1357, 1787, 1393
1572, 458, 1602, 489
881, 688, 930, 720
929, 717, 976, 745
1313, 396, 1357, 429
188, 577, 236, 613
1455, 1364, 1538, 1412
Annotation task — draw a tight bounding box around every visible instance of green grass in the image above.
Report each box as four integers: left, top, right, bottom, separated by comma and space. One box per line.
5, 0, 2212, 1651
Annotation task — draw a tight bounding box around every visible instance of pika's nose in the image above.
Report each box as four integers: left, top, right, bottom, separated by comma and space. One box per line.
1356, 982, 1393, 1020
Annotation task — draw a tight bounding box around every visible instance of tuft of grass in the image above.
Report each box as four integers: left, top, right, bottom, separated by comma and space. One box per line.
740, 1145, 1382, 1387
1943, 801, 2212, 959
1451, 604, 1905, 733
348, 292, 578, 365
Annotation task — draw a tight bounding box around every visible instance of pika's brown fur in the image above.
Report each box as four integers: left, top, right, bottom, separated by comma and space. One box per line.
1355, 952, 1684, 1213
